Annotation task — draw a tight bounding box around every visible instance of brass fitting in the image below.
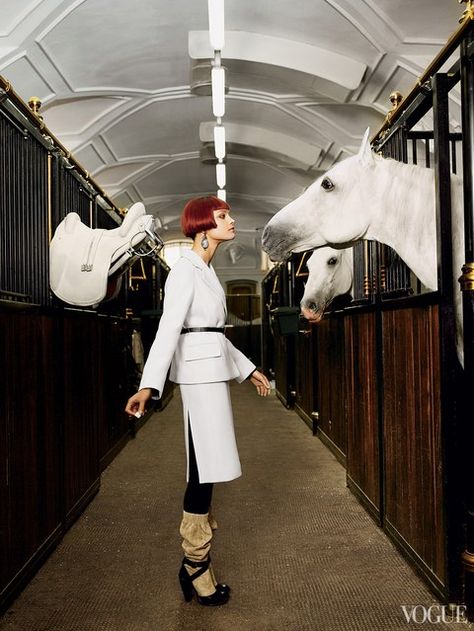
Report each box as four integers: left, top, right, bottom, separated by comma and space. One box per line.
461, 549, 474, 573
28, 96, 43, 120
459, 0, 474, 23
458, 262, 474, 291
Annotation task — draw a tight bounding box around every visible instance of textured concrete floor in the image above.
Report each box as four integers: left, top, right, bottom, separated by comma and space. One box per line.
0, 381, 471, 631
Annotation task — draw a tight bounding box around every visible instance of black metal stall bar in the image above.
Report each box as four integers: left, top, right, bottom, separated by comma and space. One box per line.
0, 77, 125, 307
460, 32, 474, 619
0, 76, 118, 213
432, 72, 465, 605
372, 8, 474, 144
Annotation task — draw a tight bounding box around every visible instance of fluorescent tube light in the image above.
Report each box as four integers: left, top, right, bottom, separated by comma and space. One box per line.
216, 162, 226, 188
211, 66, 225, 117
217, 189, 226, 202
208, 0, 225, 50
214, 125, 226, 159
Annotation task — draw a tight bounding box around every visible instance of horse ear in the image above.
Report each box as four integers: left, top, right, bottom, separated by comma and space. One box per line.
357, 127, 374, 167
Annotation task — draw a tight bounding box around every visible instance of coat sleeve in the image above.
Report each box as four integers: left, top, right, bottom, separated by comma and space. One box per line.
225, 338, 256, 383
139, 261, 194, 397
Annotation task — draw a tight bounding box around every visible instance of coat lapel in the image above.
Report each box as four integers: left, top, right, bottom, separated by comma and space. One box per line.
182, 249, 227, 314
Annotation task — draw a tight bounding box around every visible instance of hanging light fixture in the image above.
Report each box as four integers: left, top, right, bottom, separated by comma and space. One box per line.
207, 0, 228, 197
211, 66, 225, 118
216, 162, 226, 188
208, 0, 225, 51
213, 125, 226, 159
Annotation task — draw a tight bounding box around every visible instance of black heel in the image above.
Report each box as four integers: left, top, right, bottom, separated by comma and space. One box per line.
179, 558, 229, 606
178, 564, 194, 602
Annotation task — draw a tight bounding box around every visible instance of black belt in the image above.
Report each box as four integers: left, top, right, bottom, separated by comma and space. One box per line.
180, 327, 225, 334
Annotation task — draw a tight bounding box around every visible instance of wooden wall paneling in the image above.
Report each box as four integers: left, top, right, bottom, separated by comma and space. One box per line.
225, 324, 261, 367
315, 315, 346, 462
382, 306, 445, 588
294, 323, 316, 430
274, 333, 295, 408
261, 266, 282, 379
96, 316, 108, 470
36, 315, 64, 548
62, 312, 100, 527
261, 283, 274, 377
0, 311, 62, 604
345, 312, 381, 520
97, 317, 135, 472
0, 313, 10, 592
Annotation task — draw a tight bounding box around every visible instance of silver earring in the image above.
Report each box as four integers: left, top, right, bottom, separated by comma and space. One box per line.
201, 233, 209, 250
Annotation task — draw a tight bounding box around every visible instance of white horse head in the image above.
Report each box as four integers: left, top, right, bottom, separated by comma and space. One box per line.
262, 129, 377, 261
262, 127, 465, 365
300, 247, 353, 322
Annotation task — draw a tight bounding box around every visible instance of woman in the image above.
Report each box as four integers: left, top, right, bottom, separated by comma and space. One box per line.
125, 196, 271, 607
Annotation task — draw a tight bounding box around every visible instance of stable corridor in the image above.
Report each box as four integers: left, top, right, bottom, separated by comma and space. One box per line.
0, 384, 467, 631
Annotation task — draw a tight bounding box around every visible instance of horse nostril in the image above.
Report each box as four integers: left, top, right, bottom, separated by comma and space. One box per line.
308, 302, 317, 311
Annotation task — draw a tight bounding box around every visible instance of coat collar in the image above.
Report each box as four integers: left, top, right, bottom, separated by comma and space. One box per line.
182, 248, 211, 271
182, 249, 227, 313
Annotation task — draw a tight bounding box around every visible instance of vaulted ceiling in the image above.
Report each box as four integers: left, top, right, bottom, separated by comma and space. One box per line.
0, 0, 464, 279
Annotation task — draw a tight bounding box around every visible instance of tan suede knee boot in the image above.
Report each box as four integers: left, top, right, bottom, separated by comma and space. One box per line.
208, 506, 218, 531
206, 507, 222, 588
178, 511, 229, 605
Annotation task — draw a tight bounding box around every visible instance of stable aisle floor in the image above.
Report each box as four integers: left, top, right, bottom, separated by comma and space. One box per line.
0, 382, 470, 631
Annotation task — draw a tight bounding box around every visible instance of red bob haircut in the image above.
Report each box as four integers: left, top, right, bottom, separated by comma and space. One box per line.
181, 196, 230, 239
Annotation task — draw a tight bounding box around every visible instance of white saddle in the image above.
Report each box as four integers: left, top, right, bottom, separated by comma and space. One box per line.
50, 202, 163, 306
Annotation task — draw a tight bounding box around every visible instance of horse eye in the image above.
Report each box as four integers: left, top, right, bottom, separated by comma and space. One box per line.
321, 177, 334, 192
327, 257, 338, 266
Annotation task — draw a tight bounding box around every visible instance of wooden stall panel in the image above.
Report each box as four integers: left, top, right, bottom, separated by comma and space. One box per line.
294, 324, 316, 430
0, 313, 7, 591
225, 324, 261, 368
97, 317, 137, 471
382, 305, 445, 582
274, 333, 295, 408
62, 313, 101, 526
316, 315, 347, 461
261, 275, 275, 377
345, 312, 380, 518
0, 311, 62, 596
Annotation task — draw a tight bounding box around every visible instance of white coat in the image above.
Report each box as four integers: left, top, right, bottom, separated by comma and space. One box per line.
139, 248, 256, 482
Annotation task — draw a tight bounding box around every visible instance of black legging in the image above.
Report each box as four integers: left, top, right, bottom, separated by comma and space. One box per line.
183, 418, 214, 514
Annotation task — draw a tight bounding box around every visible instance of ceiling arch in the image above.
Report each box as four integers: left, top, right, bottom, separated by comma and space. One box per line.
0, 0, 464, 280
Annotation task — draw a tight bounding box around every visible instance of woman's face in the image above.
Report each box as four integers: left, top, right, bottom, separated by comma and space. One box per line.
207, 207, 236, 243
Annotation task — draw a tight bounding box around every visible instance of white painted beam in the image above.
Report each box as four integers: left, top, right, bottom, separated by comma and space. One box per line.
200, 121, 321, 167
189, 30, 366, 90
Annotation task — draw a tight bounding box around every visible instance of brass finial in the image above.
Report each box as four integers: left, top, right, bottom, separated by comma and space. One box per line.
380, 91, 403, 136
389, 90, 403, 111
458, 262, 474, 290
28, 96, 43, 120
119, 207, 127, 217
459, 0, 474, 22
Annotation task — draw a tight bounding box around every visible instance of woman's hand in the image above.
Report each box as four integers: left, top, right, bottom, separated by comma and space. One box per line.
125, 388, 153, 417
250, 370, 272, 397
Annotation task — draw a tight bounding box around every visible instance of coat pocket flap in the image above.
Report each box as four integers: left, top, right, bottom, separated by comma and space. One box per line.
184, 342, 221, 361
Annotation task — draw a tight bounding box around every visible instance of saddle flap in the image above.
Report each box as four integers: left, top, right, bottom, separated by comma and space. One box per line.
49, 206, 161, 306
